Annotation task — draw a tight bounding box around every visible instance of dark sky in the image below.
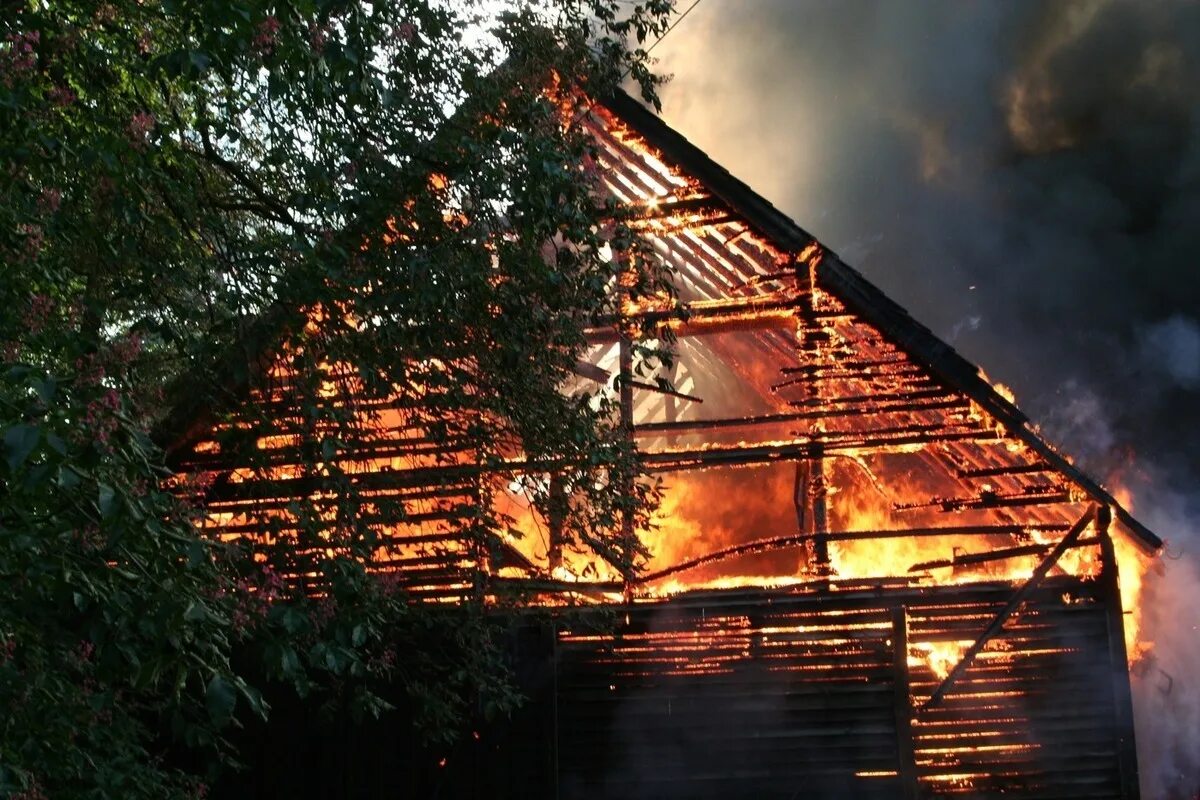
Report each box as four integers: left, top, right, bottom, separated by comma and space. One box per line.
653, 1, 1200, 794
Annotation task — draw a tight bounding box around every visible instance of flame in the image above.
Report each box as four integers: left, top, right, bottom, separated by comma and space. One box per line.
1109, 483, 1153, 661
908, 640, 972, 679
181, 105, 1159, 705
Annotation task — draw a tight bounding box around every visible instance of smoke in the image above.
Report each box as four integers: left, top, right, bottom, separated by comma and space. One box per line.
651, 1, 1200, 795
1139, 315, 1200, 389
1129, 475, 1200, 798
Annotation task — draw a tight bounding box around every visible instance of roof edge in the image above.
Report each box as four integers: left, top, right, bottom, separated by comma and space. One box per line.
599, 88, 1162, 554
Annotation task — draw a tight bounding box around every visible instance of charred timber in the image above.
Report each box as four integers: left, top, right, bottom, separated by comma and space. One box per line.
921, 506, 1097, 710
635, 413, 977, 439
201, 481, 477, 514
210, 507, 476, 536
780, 357, 910, 374
633, 406, 977, 439
787, 387, 952, 408
955, 462, 1053, 479
770, 365, 924, 393
627, 378, 704, 404
640, 432, 996, 474
907, 537, 1100, 573
585, 294, 806, 343
894, 489, 1073, 513
635, 524, 1072, 584
175, 438, 476, 471
1099, 506, 1141, 799
892, 607, 920, 800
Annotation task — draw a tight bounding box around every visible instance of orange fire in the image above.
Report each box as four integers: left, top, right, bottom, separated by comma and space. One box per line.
179, 103, 1158, 692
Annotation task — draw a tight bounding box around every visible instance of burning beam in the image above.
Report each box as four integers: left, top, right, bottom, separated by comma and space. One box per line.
920, 506, 1097, 711
636, 524, 1072, 584
627, 378, 704, 404
907, 537, 1100, 573
584, 293, 803, 343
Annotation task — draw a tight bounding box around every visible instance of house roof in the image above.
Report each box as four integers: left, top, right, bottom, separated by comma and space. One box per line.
598, 88, 1162, 553
156, 84, 1163, 557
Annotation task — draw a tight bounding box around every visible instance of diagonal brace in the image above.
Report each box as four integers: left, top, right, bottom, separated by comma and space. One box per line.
920, 505, 1098, 711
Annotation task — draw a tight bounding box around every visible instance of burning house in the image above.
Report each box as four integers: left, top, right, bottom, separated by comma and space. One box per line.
168, 89, 1161, 799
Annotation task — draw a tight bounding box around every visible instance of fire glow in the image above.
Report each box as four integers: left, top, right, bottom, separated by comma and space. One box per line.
169, 91, 1159, 799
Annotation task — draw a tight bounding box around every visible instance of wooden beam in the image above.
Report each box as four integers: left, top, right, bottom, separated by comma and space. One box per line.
920, 506, 1097, 711
908, 537, 1099, 573
618, 335, 635, 590
1098, 505, 1142, 800
585, 308, 797, 343
628, 379, 703, 404
633, 523, 1071, 584
891, 607, 919, 800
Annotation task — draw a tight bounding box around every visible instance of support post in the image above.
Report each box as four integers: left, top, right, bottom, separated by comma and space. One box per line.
547, 473, 565, 573
794, 249, 831, 575
1098, 505, 1142, 799
810, 441, 830, 571
618, 335, 635, 594
891, 607, 919, 800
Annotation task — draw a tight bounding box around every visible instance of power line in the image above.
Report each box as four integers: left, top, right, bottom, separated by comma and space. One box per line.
645, 0, 703, 58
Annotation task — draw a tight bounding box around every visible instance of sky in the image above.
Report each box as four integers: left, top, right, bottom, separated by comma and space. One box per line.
649, 1, 1200, 795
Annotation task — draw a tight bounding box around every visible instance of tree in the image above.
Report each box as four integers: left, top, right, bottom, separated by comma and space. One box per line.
0, 1, 675, 797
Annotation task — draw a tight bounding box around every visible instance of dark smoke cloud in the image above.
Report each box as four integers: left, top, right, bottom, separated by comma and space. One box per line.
652, 1, 1200, 795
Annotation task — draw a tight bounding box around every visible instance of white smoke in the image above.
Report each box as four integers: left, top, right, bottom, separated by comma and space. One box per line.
1127, 478, 1200, 799
1139, 315, 1200, 389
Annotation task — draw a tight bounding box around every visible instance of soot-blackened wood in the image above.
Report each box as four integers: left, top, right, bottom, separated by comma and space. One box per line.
907, 537, 1100, 573
809, 442, 830, 570
618, 334, 635, 591
891, 607, 919, 800
922, 506, 1097, 710
627, 378, 703, 403
955, 462, 1052, 479
547, 473, 566, 572
1099, 506, 1142, 800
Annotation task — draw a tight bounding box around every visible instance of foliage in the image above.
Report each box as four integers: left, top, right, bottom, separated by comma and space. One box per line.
0, 0, 675, 797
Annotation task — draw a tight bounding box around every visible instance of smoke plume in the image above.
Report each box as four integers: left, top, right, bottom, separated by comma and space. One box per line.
652, 1, 1200, 795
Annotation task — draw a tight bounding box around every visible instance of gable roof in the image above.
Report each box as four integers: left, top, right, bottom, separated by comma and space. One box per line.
158, 84, 1163, 562
597, 88, 1161, 553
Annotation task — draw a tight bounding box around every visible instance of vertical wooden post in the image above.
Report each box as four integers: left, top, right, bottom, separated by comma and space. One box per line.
792, 459, 809, 534
810, 441, 830, 571
552, 621, 561, 800
1098, 505, 1142, 799
891, 606, 919, 800
547, 473, 565, 573
618, 335, 635, 594
794, 249, 831, 574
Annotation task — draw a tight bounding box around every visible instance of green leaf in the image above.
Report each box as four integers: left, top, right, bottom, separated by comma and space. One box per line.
3, 424, 39, 470
205, 675, 237, 727
239, 683, 267, 720
46, 433, 67, 455
183, 602, 209, 622
187, 539, 207, 569
189, 50, 212, 74
98, 483, 118, 518
34, 378, 56, 403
